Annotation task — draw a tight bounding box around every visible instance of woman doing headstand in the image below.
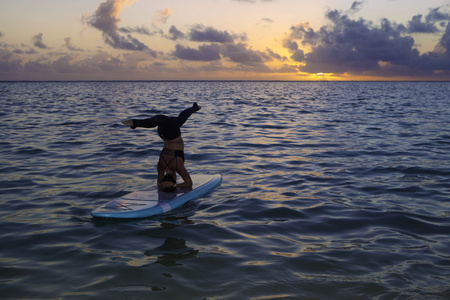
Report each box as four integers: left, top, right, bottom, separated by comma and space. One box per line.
122, 103, 201, 192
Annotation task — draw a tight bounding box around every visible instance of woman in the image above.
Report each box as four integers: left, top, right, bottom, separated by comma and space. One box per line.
122, 102, 201, 191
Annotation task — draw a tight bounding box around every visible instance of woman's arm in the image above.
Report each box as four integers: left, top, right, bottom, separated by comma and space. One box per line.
122, 115, 166, 129
176, 164, 193, 188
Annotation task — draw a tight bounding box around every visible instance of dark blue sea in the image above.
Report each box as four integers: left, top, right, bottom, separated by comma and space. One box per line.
1, 81, 449, 299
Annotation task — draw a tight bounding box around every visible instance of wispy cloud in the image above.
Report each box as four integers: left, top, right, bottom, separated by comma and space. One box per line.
119, 25, 160, 36
261, 18, 274, 23
64, 37, 83, 51
154, 8, 171, 24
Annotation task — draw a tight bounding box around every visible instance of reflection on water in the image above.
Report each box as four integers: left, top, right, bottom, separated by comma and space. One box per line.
145, 238, 199, 267
0, 81, 449, 299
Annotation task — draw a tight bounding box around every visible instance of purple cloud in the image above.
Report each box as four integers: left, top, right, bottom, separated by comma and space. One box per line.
189, 26, 235, 43
32, 33, 49, 49
167, 26, 185, 41
84, 0, 151, 51
283, 5, 450, 76
173, 44, 221, 61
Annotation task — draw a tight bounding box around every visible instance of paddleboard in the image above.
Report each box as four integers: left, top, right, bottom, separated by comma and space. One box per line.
91, 174, 222, 219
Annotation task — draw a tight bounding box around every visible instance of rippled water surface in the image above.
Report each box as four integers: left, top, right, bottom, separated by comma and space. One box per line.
1, 81, 450, 299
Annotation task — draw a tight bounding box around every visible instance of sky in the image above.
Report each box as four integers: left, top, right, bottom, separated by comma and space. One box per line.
1, 0, 450, 81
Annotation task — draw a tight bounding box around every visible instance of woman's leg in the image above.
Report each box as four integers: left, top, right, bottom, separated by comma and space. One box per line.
174, 103, 200, 127
129, 115, 167, 129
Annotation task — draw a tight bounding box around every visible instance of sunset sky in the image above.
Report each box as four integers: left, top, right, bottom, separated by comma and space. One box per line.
1, 0, 450, 81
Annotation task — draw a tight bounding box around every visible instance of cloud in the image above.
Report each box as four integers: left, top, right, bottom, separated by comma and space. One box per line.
261, 18, 274, 23
220, 43, 270, 66
266, 48, 287, 61
163, 24, 247, 43
408, 7, 450, 33
32, 33, 49, 49
349, 1, 364, 13
0, 31, 3, 38
119, 25, 159, 36
83, 0, 151, 51
166, 25, 185, 41
439, 22, 450, 51
189, 26, 236, 43
155, 8, 171, 24
283, 5, 450, 76
53, 55, 87, 73
0, 48, 22, 72
1, 40, 37, 55
173, 44, 221, 61
0, 42, 163, 80
64, 37, 83, 51
171, 38, 284, 72
408, 14, 439, 33
24, 59, 52, 73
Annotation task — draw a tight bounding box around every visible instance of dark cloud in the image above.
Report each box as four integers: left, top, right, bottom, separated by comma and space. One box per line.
83, 0, 151, 52
32, 33, 49, 49
171, 38, 285, 72
173, 44, 221, 61
409, 14, 439, 33
439, 22, 450, 51
167, 26, 185, 41
13, 47, 38, 55
0, 31, 3, 38
220, 43, 271, 66
426, 7, 450, 23
189, 26, 243, 43
282, 39, 305, 62
283, 5, 450, 76
350, 1, 364, 13
164, 25, 247, 43
106, 33, 149, 51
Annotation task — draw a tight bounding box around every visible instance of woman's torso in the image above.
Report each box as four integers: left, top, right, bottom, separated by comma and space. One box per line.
163, 136, 184, 151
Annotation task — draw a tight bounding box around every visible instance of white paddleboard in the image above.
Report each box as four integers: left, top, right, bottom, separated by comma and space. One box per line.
91, 174, 222, 219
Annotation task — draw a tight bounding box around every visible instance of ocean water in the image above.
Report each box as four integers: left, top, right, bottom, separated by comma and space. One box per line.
0, 81, 449, 299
